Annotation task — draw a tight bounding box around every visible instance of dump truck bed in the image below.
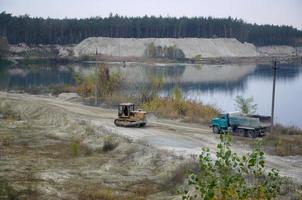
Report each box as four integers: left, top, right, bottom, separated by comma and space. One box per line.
229, 113, 271, 129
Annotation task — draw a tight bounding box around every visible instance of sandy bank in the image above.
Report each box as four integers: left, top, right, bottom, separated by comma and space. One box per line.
74, 37, 259, 58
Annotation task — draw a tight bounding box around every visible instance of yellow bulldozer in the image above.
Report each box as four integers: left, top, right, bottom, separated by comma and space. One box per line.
114, 103, 147, 127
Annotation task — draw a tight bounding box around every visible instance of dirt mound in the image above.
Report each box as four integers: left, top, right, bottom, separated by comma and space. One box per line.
73, 37, 259, 58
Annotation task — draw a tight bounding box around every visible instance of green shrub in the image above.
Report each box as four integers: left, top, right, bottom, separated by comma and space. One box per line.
183, 134, 282, 200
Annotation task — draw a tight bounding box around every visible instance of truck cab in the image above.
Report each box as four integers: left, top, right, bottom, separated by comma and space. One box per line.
210, 113, 229, 133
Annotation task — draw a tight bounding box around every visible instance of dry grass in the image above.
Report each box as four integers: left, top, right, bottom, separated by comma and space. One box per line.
141, 97, 219, 123
263, 124, 302, 156
161, 160, 199, 194
78, 185, 154, 200
78, 188, 115, 200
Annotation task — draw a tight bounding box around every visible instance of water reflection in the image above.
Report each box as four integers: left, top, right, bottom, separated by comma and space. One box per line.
106, 64, 257, 95
0, 64, 74, 90
251, 64, 301, 80
0, 62, 301, 127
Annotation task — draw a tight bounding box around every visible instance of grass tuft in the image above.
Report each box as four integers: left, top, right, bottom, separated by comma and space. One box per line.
78, 188, 114, 200
70, 140, 80, 157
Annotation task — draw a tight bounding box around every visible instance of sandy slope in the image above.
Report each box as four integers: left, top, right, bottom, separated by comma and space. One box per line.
73, 37, 259, 58
1, 92, 301, 183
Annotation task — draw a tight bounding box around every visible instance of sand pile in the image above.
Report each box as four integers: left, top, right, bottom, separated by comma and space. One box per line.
74, 37, 259, 58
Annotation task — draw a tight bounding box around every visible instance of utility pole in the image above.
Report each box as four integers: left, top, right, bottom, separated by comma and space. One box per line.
95, 48, 99, 106
271, 60, 277, 133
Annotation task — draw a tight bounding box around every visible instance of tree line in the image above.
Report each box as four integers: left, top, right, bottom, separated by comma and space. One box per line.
0, 12, 301, 46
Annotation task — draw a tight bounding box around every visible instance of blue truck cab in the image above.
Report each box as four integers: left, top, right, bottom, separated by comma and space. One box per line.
210, 113, 230, 133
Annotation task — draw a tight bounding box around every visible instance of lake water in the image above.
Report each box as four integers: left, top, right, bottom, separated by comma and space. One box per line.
1, 62, 301, 128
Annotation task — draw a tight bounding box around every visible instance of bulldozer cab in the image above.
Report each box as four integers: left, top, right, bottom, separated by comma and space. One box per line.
118, 103, 135, 117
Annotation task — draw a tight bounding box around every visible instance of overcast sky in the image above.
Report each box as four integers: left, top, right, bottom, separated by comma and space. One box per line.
1, 0, 301, 29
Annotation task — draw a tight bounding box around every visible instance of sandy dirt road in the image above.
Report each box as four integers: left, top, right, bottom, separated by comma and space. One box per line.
1, 92, 301, 183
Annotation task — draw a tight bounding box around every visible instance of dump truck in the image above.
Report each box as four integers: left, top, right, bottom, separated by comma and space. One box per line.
114, 103, 147, 127
210, 112, 271, 138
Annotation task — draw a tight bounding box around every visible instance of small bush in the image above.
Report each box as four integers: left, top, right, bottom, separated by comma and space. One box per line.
0, 135, 13, 147
102, 135, 118, 152
183, 134, 282, 200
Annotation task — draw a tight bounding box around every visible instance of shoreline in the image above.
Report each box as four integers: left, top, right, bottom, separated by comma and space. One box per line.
3, 55, 302, 66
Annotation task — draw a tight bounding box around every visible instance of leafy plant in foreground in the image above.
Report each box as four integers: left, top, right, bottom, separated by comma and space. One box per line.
183, 134, 281, 200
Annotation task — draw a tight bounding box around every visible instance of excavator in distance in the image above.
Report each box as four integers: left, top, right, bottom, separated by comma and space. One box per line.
114, 103, 147, 127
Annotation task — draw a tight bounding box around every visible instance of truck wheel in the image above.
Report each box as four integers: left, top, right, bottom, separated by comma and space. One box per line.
247, 130, 257, 138
212, 126, 220, 134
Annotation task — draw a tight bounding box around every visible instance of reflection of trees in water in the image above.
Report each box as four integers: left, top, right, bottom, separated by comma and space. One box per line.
1, 63, 301, 94
252, 64, 301, 80
120, 64, 186, 92
161, 64, 301, 95
2, 65, 74, 90
145, 65, 186, 83
161, 79, 247, 96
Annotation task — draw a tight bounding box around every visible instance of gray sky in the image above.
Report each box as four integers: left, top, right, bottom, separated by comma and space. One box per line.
1, 0, 302, 29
